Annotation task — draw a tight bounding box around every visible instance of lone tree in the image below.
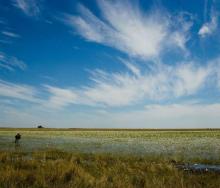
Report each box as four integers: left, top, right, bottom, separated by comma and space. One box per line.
37, 125, 44, 128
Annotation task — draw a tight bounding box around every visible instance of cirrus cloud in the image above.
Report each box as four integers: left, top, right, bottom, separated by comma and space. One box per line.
0, 52, 26, 71
64, 0, 192, 60
13, 0, 41, 17
198, 8, 218, 38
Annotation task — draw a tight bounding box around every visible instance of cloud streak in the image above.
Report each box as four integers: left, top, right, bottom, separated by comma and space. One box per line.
198, 9, 218, 37
30, 60, 218, 109
0, 52, 26, 71
13, 0, 40, 17
45, 85, 78, 109
1, 57, 218, 109
80, 62, 211, 106
1, 31, 20, 38
0, 80, 40, 103
64, 0, 192, 59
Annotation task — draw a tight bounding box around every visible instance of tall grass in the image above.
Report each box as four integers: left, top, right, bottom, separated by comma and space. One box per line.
0, 150, 219, 188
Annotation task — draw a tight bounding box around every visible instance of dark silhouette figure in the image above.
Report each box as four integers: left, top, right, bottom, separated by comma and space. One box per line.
15, 133, 21, 144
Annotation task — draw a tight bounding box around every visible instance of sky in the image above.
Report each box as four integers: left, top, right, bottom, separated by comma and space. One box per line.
0, 0, 220, 128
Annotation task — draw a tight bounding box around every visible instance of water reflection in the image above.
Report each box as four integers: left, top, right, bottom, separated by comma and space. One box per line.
176, 163, 220, 173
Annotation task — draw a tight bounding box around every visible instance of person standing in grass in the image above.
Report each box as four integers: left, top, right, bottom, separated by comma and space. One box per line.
15, 133, 21, 144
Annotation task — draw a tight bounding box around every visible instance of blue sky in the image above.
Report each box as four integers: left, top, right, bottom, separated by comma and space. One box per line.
0, 0, 220, 128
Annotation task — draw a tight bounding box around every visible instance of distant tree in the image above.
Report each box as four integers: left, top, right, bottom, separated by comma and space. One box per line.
37, 125, 44, 128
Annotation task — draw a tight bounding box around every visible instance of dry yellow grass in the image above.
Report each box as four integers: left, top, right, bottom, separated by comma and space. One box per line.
0, 150, 219, 188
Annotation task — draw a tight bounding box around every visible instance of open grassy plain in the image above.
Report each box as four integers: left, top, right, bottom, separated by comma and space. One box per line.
0, 128, 219, 187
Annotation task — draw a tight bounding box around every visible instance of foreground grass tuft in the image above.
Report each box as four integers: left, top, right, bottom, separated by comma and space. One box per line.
0, 150, 219, 188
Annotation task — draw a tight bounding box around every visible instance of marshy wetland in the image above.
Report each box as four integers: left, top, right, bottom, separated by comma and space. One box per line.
0, 129, 220, 187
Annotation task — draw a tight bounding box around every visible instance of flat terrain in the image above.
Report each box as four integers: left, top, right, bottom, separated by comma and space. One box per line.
0, 129, 220, 160
0, 128, 220, 188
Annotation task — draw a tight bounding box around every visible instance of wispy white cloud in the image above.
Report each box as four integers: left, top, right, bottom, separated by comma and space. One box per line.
1, 31, 20, 38
0, 52, 26, 71
64, 0, 192, 59
41, 60, 215, 108
45, 85, 78, 109
0, 80, 40, 103
198, 9, 218, 37
13, 0, 40, 17
0, 56, 219, 115
83, 69, 142, 106
169, 12, 193, 53
1, 0, 220, 128
119, 58, 141, 77
0, 59, 217, 109
172, 63, 211, 97
81, 62, 211, 106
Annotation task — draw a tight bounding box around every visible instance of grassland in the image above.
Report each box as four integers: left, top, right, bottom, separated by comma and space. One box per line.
0, 128, 220, 188
1, 129, 220, 160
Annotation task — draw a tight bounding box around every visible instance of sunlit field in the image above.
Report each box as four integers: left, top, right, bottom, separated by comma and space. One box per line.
1, 129, 220, 160
0, 129, 220, 188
